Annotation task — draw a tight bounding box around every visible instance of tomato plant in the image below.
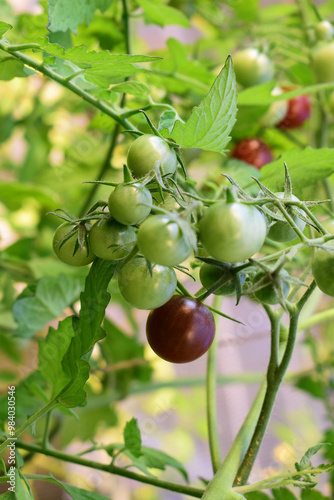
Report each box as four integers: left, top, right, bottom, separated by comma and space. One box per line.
233, 48, 274, 87
312, 41, 334, 82
267, 192, 306, 242
146, 296, 215, 363
137, 214, 195, 266
89, 219, 137, 260
315, 20, 334, 41
117, 257, 177, 309
2, 1, 334, 500
199, 201, 267, 263
312, 240, 334, 296
199, 262, 245, 296
253, 269, 290, 305
53, 223, 95, 267
127, 134, 178, 178
231, 138, 274, 169
277, 91, 311, 129
108, 182, 152, 225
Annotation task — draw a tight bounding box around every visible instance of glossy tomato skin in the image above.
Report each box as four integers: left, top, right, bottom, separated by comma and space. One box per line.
315, 20, 334, 41
312, 240, 334, 296
146, 296, 215, 363
117, 257, 177, 309
254, 269, 290, 305
277, 93, 311, 129
233, 48, 274, 87
53, 223, 95, 267
199, 202, 267, 263
108, 183, 152, 226
90, 219, 136, 261
137, 215, 194, 266
199, 263, 246, 296
231, 139, 273, 170
267, 193, 306, 242
312, 42, 334, 82
127, 134, 178, 178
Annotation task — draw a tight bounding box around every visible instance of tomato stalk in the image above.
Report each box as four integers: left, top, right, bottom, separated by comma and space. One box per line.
206, 295, 223, 473
0, 398, 59, 455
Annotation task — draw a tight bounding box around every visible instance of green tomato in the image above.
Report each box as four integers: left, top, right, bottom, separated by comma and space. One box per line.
199, 202, 267, 263
267, 193, 306, 242
137, 215, 194, 266
108, 183, 152, 226
254, 269, 290, 305
199, 263, 246, 296
312, 42, 334, 82
53, 223, 95, 267
127, 134, 178, 178
259, 87, 288, 127
90, 219, 136, 261
117, 257, 177, 309
315, 20, 334, 41
312, 240, 334, 296
233, 48, 274, 88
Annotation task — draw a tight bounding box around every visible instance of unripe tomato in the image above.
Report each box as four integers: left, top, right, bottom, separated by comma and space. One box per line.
231, 138, 273, 170
53, 223, 95, 267
146, 296, 215, 363
267, 193, 306, 242
108, 183, 152, 226
259, 87, 288, 128
277, 91, 311, 129
117, 257, 177, 310
312, 240, 334, 296
233, 48, 274, 88
315, 20, 334, 41
199, 263, 246, 296
90, 219, 136, 260
137, 215, 194, 266
312, 42, 334, 82
254, 269, 290, 305
199, 202, 267, 263
127, 134, 178, 178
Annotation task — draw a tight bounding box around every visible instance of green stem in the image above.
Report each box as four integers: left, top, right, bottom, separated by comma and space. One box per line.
0, 399, 58, 455
0, 440, 204, 498
201, 380, 267, 499
206, 296, 222, 474
0, 42, 137, 134
234, 282, 317, 486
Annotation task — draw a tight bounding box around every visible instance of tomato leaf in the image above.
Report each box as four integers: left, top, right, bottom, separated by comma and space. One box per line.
47, 0, 114, 34
272, 488, 298, 500
0, 21, 12, 38
38, 317, 76, 397
110, 81, 150, 97
136, 0, 190, 27
301, 490, 332, 499
260, 148, 334, 190
244, 493, 271, 500
124, 418, 142, 457
13, 275, 83, 338
56, 259, 116, 407
168, 56, 237, 154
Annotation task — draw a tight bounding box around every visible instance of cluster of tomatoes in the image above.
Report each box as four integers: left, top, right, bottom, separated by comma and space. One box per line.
52, 22, 334, 362
229, 35, 331, 169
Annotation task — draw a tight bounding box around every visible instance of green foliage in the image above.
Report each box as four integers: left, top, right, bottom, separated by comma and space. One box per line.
167, 57, 237, 153
272, 489, 297, 500
13, 275, 83, 337
48, 0, 114, 34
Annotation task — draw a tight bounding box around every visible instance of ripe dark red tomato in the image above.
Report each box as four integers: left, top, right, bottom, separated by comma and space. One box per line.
231, 139, 273, 170
277, 90, 311, 129
146, 296, 215, 363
